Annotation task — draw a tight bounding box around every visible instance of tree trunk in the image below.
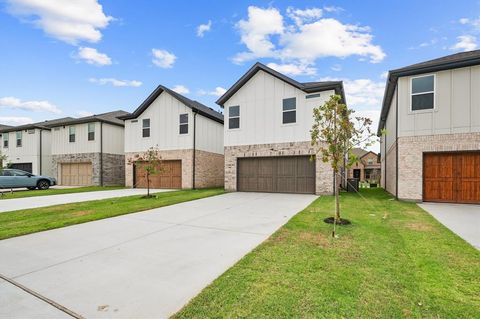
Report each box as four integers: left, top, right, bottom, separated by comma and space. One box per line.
147, 172, 150, 197
334, 170, 340, 221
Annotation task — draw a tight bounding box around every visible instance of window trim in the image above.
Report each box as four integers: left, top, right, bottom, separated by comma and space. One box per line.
410, 74, 436, 113
16, 131, 22, 147
69, 126, 76, 143
87, 123, 95, 141
142, 118, 151, 138
282, 97, 297, 125
3, 133, 8, 148
228, 105, 240, 130
179, 113, 189, 135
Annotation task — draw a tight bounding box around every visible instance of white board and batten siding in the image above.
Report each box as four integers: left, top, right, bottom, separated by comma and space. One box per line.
51, 122, 124, 155
223, 70, 335, 147
396, 65, 480, 137
124, 90, 224, 154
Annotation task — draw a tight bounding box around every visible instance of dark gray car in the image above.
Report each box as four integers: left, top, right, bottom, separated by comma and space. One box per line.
0, 169, 57, 190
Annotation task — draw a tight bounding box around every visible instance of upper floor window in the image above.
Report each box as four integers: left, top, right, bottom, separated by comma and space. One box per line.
88, 123, 95, 141
179, 114, 188, 134
3, 133, 8, 148
142, 119, 150, 137
229, 106, 240, 129
69, 126, 76, 143
282, 97, 296, 124
16, 131, 22, 147
411, 75, 434, 111
367, 158, 373, 165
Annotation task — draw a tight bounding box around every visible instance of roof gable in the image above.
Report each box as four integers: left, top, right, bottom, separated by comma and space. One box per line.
216, 62, 345, 106
120, 85, 224, 124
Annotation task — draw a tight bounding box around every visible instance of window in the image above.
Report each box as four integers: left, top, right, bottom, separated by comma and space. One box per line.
142, 119, 150, 137
228, 106, 240, 129
27, 129, 35, 134
411, 75, 434, 111
88, 123, 95, 141
69, 126, 76, 143
3, 133, 8, 148
282, 97, 296, 124
306, 93, 321, 99
367, 158, 373, 165
16, 131, 22, 147
179, 114, 188, 134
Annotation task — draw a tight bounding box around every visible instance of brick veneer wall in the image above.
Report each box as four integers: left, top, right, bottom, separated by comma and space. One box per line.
52, 152, 125, 186
125, 149, 224, 189
224, 141, 333, 195
397, 132, 480, 201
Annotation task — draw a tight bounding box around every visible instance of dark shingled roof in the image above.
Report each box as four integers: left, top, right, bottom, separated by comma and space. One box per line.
0, 124, 12, 130
49, 110, 129, 128
119, 85, 224, 124
378, 49, 480, 135
216, 62, 346, 106
0, 117, 74, 133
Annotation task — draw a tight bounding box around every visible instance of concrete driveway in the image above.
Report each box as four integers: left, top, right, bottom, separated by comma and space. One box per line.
0, 188, 169, 213
419, 202, 480, 249
0, 192, 316, 318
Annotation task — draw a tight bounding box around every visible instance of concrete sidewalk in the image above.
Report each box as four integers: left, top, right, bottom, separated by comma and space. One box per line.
0, 188, 169, 213
0, 192, 316, 318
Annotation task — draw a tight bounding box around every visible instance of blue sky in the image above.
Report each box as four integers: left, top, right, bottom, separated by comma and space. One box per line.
0, 0, 479, 149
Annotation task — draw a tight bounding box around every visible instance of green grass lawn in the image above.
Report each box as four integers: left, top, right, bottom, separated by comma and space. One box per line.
174, 188, 480, 319
0, 188, 224, 240
0, 186, 124, 200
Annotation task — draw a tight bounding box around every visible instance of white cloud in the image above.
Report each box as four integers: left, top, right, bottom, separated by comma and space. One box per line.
6, 0, 113, 44
89, 78, 142, 87
0, 96, 61, 114
459, 17, 480, 28
172, 85, 190, 94
76, 110, 94, 117
152, 49, 177, 68
77, 47, 112, 66
380, 71, 388, 79
450, 35, 477, 52
331, 64, 342, 72
198, 87, 227, 97
267, 62, 316, 76
233, 6, 385, 70
197, 20, 212, 37
0, 116, 33, 125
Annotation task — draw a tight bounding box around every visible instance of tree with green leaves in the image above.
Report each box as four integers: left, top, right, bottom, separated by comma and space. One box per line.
127, 146, 163, 198
311, 94, 375, 236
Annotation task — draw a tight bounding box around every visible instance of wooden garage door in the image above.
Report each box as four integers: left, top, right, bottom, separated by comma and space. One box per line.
61, 163, 92, 186
135, 160, 182, 189
237, 156, 315, 194
423, 152, 480, 204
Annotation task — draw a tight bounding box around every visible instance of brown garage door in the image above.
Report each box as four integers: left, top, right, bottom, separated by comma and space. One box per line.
423, 152, 480, 203
135, 160, 182, 189
238, 156, 315, 194
61, 163, 93, 186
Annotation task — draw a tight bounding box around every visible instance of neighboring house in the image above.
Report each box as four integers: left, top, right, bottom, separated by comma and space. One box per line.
378, 50, 480, 204
347, 148, 381, 183
120, 85, 224, 189
0, 124, 12, 168
217, 62, 345, 194
49, 111, 128, 186
0, 118, 72, 176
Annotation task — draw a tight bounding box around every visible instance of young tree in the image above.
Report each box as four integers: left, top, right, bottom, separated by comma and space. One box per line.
127, 146, 163, 198
311, 94, 375, 236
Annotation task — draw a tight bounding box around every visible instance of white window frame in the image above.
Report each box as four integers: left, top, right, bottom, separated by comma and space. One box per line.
69, 126, 76, 143
410, 74, 436, 113
282, 97, 297, 125
142, 118, 151, 138
228, 105, 240, 130
179, 113, 189, 135
16, 131, 22, 147
3, 133, 8, 148
87, 123, 95, 141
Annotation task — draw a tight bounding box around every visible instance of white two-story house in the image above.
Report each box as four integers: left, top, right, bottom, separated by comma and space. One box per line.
0, 118, 72, 176
379, 50, 480, 204
120, 85, 224, 189
217, 62, 345, 194
49, 111, 127, 186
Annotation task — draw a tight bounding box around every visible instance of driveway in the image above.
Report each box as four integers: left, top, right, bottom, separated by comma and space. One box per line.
0, 192, 316, 318
0, 188, 169, 213
419, 202, 480, 249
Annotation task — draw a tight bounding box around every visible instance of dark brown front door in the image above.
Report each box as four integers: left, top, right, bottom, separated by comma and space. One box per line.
135, 160, 182, 189
423, 152, 480, 203
237, 156, 315, 194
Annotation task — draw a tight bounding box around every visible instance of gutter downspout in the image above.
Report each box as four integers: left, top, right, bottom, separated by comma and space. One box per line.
192, 112, 197, 189
39, 129, 42, 175
100, 122, 104, 186
395, 88, 399, 199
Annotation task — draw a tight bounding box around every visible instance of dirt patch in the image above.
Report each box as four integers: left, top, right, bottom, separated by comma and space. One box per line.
72, 210, 95, 217
405, 222, 433, 232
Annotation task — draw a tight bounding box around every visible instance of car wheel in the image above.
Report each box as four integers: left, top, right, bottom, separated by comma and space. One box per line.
27, 187, 36, 190
37, 180, 50, 190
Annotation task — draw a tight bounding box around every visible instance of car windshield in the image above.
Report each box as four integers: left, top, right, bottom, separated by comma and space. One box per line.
0, 170, 14, 176
12, 169, 30, 176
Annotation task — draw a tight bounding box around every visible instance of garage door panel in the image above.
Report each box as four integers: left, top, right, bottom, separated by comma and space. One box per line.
135, 160, 181, 189
424, 152, 480, 204
238, 156, 315, 194
61, 163, 92, 186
